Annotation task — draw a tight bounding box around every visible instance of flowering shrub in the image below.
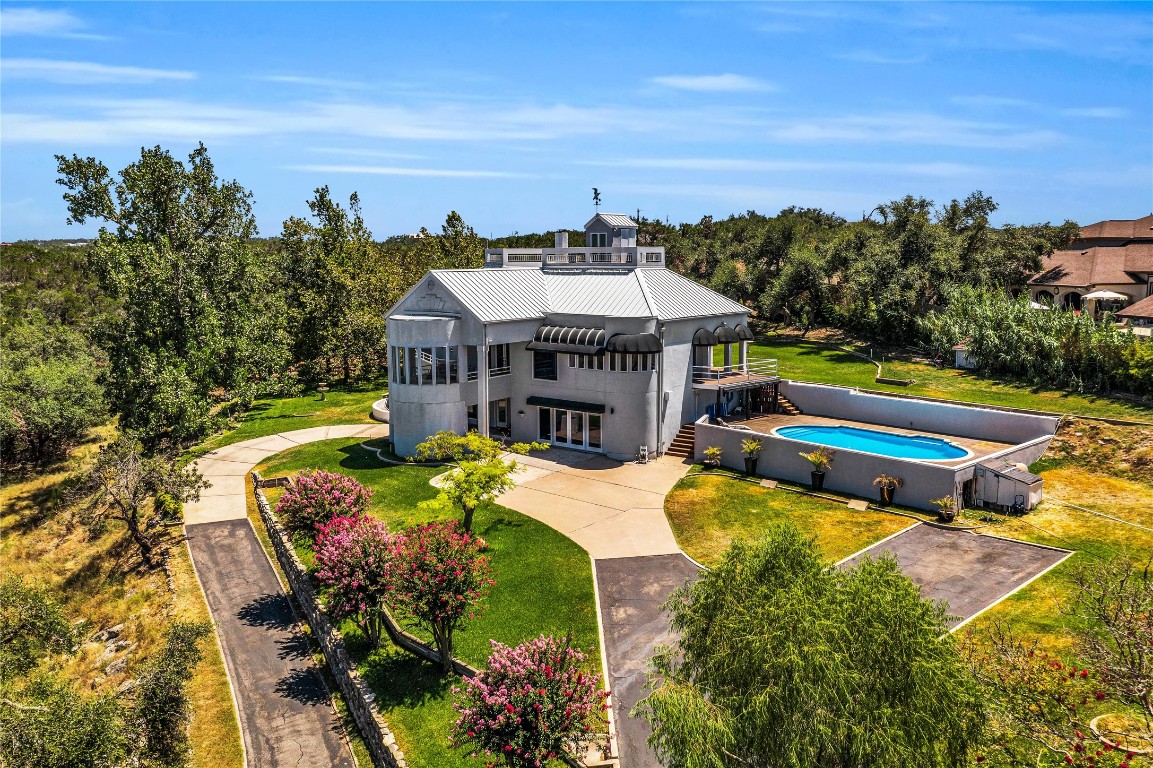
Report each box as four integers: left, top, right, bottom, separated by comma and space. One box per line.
965, 630, 1137, 767
452, 635, 609, 767
386, 519, 492, 671
313, 515, 392, 646
274, 469, 372, 533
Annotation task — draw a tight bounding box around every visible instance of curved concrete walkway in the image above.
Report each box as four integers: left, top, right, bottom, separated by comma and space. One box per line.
184, 423, 388, 768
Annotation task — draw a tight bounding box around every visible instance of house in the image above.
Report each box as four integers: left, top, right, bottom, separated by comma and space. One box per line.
1028, 214, 1153, 313
383, 213, 780, 460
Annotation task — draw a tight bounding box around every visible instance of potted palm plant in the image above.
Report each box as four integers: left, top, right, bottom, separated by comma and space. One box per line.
702, 446, 723, 469
741, 438, 763, 476
931, 496, 957, 523
872, 474, 903, 506
799, 446, 834, 491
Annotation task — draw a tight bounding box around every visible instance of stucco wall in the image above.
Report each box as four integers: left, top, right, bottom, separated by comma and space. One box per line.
780, 381, 1059, 443
694, 418, 961, 510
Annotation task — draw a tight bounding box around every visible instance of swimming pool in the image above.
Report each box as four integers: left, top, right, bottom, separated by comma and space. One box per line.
773, 424, 970, 461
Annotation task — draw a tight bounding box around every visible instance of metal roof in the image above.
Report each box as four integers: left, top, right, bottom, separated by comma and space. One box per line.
420, 266, 747, 323
584, 212, 638, 229
980, 460, 1043, 485
714, 324, 741, 343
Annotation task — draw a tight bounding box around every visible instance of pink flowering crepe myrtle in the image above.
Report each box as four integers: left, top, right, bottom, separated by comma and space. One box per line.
313, 514, 392, 647
451, 634, 610, 768
386, 519, 493, 673
274, 468, 373, 534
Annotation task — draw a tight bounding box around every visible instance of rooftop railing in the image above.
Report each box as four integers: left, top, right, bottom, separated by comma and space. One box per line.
484, 246, 665, 268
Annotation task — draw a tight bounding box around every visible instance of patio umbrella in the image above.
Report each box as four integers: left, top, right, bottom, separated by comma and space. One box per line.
1028, 301, 1051, 310
1083, 290, 1129, 300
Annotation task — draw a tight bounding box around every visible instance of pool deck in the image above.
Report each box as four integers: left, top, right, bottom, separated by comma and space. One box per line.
735, 412, 1012, 466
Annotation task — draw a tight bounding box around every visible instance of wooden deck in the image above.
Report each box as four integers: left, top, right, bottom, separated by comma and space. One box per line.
691, 372, 780, 390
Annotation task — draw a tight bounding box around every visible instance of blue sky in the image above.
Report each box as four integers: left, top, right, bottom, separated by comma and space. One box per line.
2, 2, 1150, 241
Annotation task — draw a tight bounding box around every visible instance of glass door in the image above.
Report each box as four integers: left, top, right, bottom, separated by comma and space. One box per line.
536, 408, 602, 452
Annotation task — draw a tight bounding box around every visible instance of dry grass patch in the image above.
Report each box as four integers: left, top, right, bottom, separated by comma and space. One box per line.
0, 435, 243, 768
665, 473, 914, 567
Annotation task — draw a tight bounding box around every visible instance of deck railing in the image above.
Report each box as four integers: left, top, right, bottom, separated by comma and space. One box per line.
692, 357, 779, 383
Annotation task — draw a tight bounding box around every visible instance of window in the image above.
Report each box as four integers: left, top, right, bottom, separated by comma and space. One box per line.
393, 346, 406, 384
538, 407, 552, 440
588, 414, 601, 449
466, 346, 478, 380
592, 354, 604, 370
589, 232, 608, 247
467, 403, 478, 424
406, 347, 418, 384
448, 346, 459, 384
434, 347, 448, 384
420, 347, 434, 384
645, 252, 661, 263
488, 344, 510, 374
533, 350, 558, 380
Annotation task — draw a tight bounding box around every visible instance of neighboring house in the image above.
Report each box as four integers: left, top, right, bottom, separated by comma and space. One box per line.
1028, 214, 1153, 313
384, 213, 780, 460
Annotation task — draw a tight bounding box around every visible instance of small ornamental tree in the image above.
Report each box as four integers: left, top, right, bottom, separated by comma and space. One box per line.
387, 520, 492, 672
313, 515, 393, 647
452, 634, 609, 767
274, 468, 372, 534
415, 431, 547, 532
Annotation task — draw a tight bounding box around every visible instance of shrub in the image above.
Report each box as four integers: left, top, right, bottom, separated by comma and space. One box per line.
452, 634, 609, 767
313, 515, 393, 647
386, 519, 492, 672
274, 468, 372, 533
131, 620, 212, 768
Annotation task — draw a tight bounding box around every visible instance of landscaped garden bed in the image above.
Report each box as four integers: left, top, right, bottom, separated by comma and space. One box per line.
252, 437, 602, 768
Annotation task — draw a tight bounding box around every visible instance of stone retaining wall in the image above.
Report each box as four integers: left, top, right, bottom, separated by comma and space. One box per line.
251, 472, 410, 768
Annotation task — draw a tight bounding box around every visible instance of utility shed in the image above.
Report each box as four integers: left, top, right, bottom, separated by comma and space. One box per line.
973, 460, 1043, 512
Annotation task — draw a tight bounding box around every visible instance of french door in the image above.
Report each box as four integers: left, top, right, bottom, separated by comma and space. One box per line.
537, 407, 602, 451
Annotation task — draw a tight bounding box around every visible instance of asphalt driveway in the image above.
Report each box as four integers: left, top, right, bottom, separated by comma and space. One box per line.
186, 519, 354, 768
596, 554, 701, 768
839, 523, 1072, 628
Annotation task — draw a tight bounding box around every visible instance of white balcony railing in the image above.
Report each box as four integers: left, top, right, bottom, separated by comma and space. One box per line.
692, 357, 779, 384
484, 246, 665, 268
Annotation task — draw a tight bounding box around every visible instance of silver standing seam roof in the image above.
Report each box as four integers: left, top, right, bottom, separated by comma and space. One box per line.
426, 267, 748, 323
584, 213, 638, 229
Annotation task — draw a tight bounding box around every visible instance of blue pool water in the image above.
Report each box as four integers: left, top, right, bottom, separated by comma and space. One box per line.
774, 424, 969, 461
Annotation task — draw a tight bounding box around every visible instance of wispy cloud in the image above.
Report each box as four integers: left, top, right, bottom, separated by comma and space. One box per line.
1, 59, 195, 84
254, 74, 374, 91
1059, 107, 1129, 120
766, 113, 1064, 150
650, 74, 775, 93
616, 182, 883, 216
310, 147, 428, 161
583, 157, 986, 178
950, 95, 1039, 110
287, 164, 529, 179
837, 51, 927, 65
0, 8, 106, 39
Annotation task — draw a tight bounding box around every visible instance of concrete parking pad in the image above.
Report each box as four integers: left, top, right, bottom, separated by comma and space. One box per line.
596, 554, 701, 768
839, 523, 1071, 628
186, 519, 354, 768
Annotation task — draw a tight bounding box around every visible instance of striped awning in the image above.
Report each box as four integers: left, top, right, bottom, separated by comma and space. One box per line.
605, 333, 662, 353
693, 328, 719, 346
525, 325, 606, 355
714, 324, 742, 344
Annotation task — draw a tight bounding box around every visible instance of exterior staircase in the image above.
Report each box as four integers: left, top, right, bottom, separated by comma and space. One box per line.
666, 423, 696, 459
776, 394, 803, 416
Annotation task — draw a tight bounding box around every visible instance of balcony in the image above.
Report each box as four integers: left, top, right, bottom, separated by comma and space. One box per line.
692, 357, 779, 389
484, 247, 665, 269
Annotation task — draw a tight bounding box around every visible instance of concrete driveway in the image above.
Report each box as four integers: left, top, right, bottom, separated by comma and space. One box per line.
497, 449, 691, 559
839, 523, 1072, 628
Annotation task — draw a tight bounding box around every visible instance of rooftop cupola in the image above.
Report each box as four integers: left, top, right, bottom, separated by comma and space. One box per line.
483, 211, 663, 269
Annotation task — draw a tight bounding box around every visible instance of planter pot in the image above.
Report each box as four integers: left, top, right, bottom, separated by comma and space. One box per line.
702, 460, 720, 469
810, 470, 825, 492
744, 457, 759, 476
938, 508, 956, 523
879, 485, 894, 506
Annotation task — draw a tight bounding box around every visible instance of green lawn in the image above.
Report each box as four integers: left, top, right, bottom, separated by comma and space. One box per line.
197, 378, 386, 454
665, 471, 914, 567
254, 437, 600, 768
746, 337, 1153, 422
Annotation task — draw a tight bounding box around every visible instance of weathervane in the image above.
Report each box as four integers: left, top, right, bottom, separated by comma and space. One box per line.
592, 188, 601, 210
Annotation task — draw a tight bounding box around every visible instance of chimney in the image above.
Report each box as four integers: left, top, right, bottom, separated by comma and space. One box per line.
554, 231, 569, 249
